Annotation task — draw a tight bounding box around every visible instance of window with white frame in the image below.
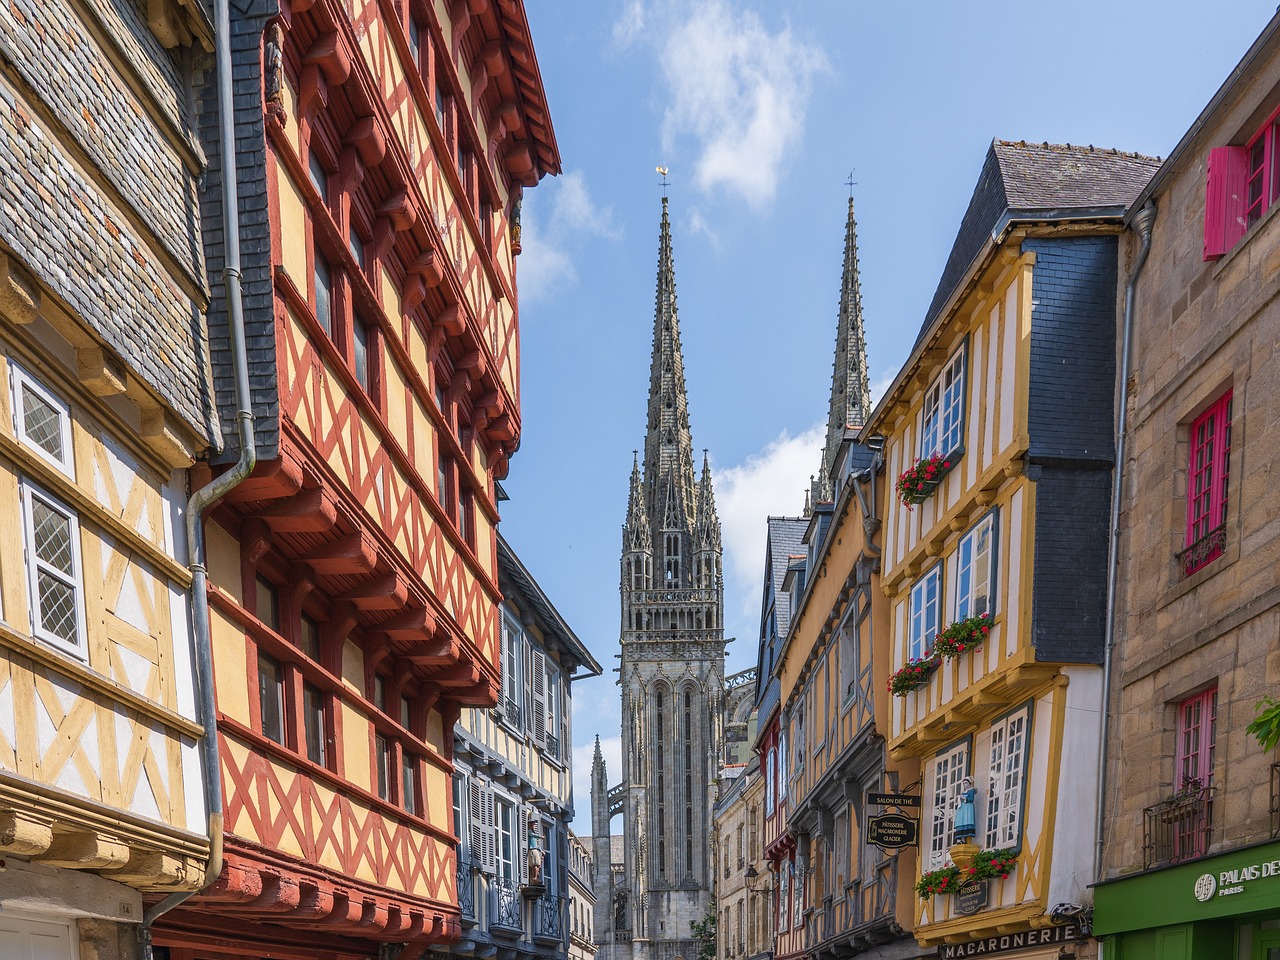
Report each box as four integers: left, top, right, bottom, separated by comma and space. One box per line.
778, 729, 788, 801
10, 362, 74, 476
765, 748, 776, 815
501, 615, 522, 726
908, 565, 941, 660
928, 740, 969, 870
919, 345, 966, 459
778, 858, 789, 931
496, 795, 516, 881
984, 705, 1030, 850
791, 855, 802, 927
955, 511, 996, 620
21, 482, 86, 656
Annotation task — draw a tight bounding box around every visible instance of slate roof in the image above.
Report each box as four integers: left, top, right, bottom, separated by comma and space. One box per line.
765, 517, 807, 642
915, 140, 1161, 348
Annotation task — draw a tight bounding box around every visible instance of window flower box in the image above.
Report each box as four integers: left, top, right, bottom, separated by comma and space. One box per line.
932, 612, 991, 660
915, 848, 1018, 901
896, 454, 955, 507
888, 655, 940, 697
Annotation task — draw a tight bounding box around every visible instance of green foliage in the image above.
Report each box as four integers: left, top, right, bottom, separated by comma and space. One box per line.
1247, 697, 1280, 752
692, 904, 716, 960
915, 848, 1019, 901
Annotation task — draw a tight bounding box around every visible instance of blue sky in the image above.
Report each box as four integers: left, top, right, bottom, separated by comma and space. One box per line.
496, 0, 1276, 826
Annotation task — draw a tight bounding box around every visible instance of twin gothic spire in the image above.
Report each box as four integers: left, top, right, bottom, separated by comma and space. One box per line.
625, 198, 721, 580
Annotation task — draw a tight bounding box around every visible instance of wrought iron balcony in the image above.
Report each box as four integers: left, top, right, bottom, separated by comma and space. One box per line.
1177, 524, 1226, 577
545, 733, 560, 761
457, 858, 477, 922
534, 892, 565, 941
1144, 782, 1215, 868
491, 875, 523, 934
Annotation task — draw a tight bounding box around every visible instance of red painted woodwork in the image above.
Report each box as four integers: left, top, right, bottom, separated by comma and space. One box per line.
1203, 145, 1249, 259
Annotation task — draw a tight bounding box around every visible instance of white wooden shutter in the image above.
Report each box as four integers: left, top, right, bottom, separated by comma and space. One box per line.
468, 779, 484, 869
519, 807, 529, 884
532, 649, 547, 744
485, 787, 497, 874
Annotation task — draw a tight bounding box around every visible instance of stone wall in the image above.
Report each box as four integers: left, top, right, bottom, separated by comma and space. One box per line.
1103, 45, 1280, 876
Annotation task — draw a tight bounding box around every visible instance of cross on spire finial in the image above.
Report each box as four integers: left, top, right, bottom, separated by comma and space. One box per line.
845, 169, 857, 198
657, 165, 670, 197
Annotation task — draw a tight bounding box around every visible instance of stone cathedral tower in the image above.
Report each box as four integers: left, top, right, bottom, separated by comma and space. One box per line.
592, 197, 725, 960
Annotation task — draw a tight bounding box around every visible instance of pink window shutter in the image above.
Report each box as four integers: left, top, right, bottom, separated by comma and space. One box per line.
1204, 145, 1249, 260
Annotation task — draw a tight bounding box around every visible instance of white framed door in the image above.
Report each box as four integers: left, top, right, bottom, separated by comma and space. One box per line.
0, 914, 76, 960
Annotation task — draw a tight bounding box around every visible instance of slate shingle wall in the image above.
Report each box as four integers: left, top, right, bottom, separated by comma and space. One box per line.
1030, 465, 1111, 664
1023, 236, 1121, 666
0, 0, 217, 442
195, 0, 280, 463
1025, 236, 1118, 462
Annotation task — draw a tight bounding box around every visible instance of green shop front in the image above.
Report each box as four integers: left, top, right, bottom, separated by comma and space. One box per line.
1094, 839, 1280, 959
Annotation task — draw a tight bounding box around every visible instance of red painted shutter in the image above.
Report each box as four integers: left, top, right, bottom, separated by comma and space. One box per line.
1204, 145, 1249, 260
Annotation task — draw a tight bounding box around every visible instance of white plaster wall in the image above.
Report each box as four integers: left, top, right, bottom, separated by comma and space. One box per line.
1046, 665, 1103, 909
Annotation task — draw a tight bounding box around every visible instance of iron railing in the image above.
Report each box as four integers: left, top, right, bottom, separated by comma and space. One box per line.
1144, 783, 1215, 868
457, 858, 476, 921
1177, 524, 1226, 577
545, 733, 560, 761
535, 892, 565, 940
1271, 764, 1279, 839
491, 876, 522, 932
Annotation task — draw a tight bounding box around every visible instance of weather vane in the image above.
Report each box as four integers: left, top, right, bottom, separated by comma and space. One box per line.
657, 166, 670, 196
846, 169, 857, 198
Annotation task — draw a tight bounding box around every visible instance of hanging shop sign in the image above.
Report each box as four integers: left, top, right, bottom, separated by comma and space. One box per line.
868, 791, 921, 808
867, 813, 919, 849
953, 880, 988, 916
938, 923, 1084, 958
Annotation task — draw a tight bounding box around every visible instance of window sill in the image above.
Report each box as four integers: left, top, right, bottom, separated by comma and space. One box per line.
1211, 198, 1280, 274
1156, 527, 1239, 611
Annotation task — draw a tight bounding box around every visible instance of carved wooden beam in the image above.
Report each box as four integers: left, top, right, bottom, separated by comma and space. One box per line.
340, 571, 408, 610
251, 486, 338, 533
0, 810, 52, 856
303, 531, 377, 575
37, 830, 129, 870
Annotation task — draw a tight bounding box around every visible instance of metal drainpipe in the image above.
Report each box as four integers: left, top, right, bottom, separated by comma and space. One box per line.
1093, 201, 1156, 886
139, 0, 257, 953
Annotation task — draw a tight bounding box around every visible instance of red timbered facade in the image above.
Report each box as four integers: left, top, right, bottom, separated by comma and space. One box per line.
155, 0, 558, 956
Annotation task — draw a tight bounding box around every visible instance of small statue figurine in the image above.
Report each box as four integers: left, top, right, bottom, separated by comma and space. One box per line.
528, 815, 544, 884
953, 777, 978, 842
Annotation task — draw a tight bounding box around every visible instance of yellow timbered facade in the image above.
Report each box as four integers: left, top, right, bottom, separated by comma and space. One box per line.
0, 0, 219, 952
869, 142, 1158, 954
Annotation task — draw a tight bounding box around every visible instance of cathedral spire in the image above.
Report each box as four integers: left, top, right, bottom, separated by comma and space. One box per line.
624, 451, 653, 552
819, 194, 872, 496
643, 196, 697, 528
694, 451, 720, 547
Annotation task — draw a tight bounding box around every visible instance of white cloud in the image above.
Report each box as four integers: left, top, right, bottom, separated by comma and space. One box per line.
517, 203, 575, 304
613, 0, 646, 47
715, 423, 825, 639
684, 207, 719, 248
553, 171, 622, 239
869, 366, 898, 409
517, 170, 622, 304
655, 1, 827, 208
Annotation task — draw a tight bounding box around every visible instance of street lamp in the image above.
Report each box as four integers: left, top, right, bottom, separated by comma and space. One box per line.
743, 864, 773, 895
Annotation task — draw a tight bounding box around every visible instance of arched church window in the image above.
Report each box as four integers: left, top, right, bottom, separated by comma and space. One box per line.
656, 689, 666, 877
684, 689, 694, 874
665, 534, 681, 584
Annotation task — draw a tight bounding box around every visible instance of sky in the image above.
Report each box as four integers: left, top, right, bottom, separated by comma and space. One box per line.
496, 0, 1277, 829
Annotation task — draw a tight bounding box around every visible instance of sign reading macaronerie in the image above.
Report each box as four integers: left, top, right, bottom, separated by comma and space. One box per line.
938, 924, 1082, 958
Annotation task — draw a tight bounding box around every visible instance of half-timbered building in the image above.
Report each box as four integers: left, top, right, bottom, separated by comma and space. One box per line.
866, 141, 1157, 957
756, 516, 806, 960
0, 0, 217, 955
774, 199, 927, 960
152, 1, 559, 957
449, 534, 601, 960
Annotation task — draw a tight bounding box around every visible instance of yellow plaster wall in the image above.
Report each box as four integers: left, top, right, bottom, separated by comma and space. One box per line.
277, 166, 309, 289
